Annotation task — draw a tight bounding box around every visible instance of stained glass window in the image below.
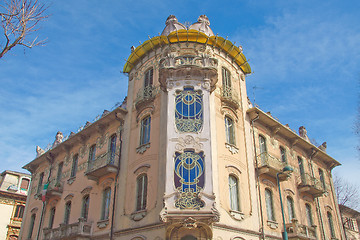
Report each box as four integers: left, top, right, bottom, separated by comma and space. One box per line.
174, 150, 205, 209
175, 87, 203, 133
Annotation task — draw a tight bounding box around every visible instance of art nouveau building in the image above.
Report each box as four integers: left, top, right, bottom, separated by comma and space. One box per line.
19, 15, 344, 240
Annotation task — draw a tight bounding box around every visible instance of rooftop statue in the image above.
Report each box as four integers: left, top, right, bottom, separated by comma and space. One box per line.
52, 131, 63, 148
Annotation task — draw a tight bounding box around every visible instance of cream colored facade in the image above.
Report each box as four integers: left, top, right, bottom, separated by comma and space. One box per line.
19, 15, 344, 240
0, 170, 31, 240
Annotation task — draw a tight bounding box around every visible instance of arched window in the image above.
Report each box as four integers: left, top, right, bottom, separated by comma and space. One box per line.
88, 145, 97, 170
305, 204, 313, 226
14, 205, 25, 219
298, 157, 305, 180
48, 207, 56, 228
81, 195, 90, 221
140, 116, 151, 145
136, 174, 147, 211
229, 175, 240, 211
225, 116, 235, 145
109, 134, 117, 164
280, 146, 287, 163
70, 154, 78, 178
64, 201, 71, 224
102, 187, 111, 220
259, 135, 267, 164
28, 213, 36, 239
327, 211, 336, 238
181, 235, 197, 240
265, 188, 275, 221
287, 196, 295, 221
319, 169, 326, 190
175, 87, 203, 133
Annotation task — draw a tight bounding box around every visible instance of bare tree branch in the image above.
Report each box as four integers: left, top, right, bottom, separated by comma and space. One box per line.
334, 174, 360, 211
0, 0, 48, 59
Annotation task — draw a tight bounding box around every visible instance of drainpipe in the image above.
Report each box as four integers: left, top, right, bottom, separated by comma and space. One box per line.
250, 114, 265, 240
110, 115, 124, 240
308, 149, 326, 240
36, 155, 54, 240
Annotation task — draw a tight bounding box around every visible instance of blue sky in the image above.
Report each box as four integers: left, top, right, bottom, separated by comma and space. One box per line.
1, 0, 359, 202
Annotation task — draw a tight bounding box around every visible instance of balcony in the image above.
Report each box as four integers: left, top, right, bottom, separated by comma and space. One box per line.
46, 179, 64, 198
85, 152, 118, 181
43, 218, 92, 240
286, 220, 317, 240
220, 85, 240, 110
298, 173, 325, 197
134, 85, 158, 112
256, 152, 289, 181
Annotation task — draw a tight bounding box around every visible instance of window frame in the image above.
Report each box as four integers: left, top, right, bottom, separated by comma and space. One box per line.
280, 146, 287, 163
101, 187, 111, 220
56, 162, 63, 183
265, 188, 275, 221
319, 168, 326, 190
48, 207, 56, 228
81, 195, 90, 221
140, 116, 151, 146
327, 211, 336, 238
28, 213, 36, 239
64, 201, 71, 225
286, 196, 296, 221
37, 172, 44, 193
298, 157, 305, 180
228, 175, 240, 212
70, 154, 78, 178
88, 145, 97, 169
109, 134, 117, 164
222, 67, 231, 88
144, 68, 154, 88
225, 116, 236, 145
13, 204, 25, 220
305, 203, 313, 226
136, 174, 148, 211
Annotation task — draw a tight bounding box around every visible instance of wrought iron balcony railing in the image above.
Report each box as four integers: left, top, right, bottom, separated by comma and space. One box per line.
256, 152, 288, 180
134, 85, 159, 111
286, 220, 317, 240
43, 218, 92, 240
85, 151, 118, 181
298, 173, 325, 197
220, 85, 240, 109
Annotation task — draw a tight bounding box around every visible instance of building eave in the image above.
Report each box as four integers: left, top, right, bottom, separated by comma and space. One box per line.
247, 107, 341, 169
22, 107, 128, 173
123, 29, 251, 74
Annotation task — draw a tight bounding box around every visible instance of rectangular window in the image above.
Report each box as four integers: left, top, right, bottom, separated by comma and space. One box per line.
102, 188, 111, 220
298, 157, 305, 181
225, 116, 235, 145
81, 195, 90, 221
88, 145, 96, 170
319, 169, 326, 190
70, 154, 78, 178
280, 147, 287, 163
20, 178, 30, 191
259, 135, 267, 164
56, 162, 63, 183
222, 67, 231, 87
49, 207, 56, 228
64, 201, 71, 224
265, 189, 275, 221
140, 116, 151, 145
136, 175, 148, 211
229, 175, 240, 211
109, 134, 117, 164
144, 68, 153, 87
28, 214, 36, 239
37, 172, 44, 193
14, 205, 25, 219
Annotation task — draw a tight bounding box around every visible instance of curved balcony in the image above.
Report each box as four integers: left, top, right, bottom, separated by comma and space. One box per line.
256, 152, 289, 181
220, 86, 240, 110
298, 173, 325, 197
134, 85, 159, 112
286, 220, 317, 240
85, 152, 118, 181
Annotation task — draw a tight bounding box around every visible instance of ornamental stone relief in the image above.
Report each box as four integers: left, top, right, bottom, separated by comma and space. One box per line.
171, 135, 207, 152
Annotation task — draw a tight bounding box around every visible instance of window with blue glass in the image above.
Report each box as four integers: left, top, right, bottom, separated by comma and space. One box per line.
174, 150, 205, 210
175, 87, 203, 133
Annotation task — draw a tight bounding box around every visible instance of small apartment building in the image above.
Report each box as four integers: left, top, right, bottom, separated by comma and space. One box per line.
0, 170, 31, 239
19, 15, 345, 240
339, 205, 360, 240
